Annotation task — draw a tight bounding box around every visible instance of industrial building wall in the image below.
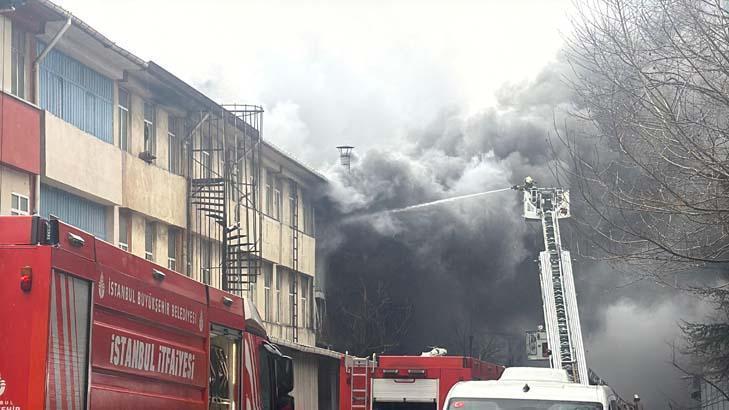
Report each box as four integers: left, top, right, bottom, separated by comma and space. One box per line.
251, 261, 317, 346
0, 165, 31, 216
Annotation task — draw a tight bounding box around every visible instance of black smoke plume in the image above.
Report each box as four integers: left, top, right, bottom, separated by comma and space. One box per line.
314, 58, 711, 408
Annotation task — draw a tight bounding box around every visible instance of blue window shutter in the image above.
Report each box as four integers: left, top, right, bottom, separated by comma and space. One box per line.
37, 43, 113, 143
40, 184, 107, 240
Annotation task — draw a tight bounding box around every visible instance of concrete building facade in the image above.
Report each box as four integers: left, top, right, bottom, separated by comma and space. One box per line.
0, 1, 338, 408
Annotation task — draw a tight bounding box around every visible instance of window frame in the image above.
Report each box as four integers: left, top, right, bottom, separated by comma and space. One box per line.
275, 268, 282, 323
249, 276, 257, 303
118, 211, 129, 251
289, 180, 297, 227
265, 170, 274, 216
301, 275, 308, 329
118, 88, 130, 152
288, 270, 295, 326
167, 227, 178, 272
201, 239, 212, 285
168, 115, 181, 174
264, 263, 272, 321
274, 177, 282, 221
144, 221, 155, 261
302, 191, 315, 235
10, 192, 29, 216
143, 102, 156, 155
10, 25, 26, 99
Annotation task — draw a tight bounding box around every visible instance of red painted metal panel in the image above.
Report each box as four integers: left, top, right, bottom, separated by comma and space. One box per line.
378, 356, 472, 369
91, 323, 206, 388
340, 355, 505, 410
95, 240, 207, 305
0, 91, 41, 174
89, 386, 205, 410
52, 247, 97, 282
243, 332, 265, 410
90, 371, 204, 403
207, 286, 245, 330
94, 265, 207, 336
0, 215, 35, 244
0, 246, 52, 410
56, 220, 97, 261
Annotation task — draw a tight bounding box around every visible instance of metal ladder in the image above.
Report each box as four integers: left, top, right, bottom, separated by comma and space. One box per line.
291, 179, 300, 342
347, 356, 374, 409
542, 203, 575, 381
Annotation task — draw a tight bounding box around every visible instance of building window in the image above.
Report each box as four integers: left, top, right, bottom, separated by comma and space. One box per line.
288, 271, 296, 326
37, 46, 114, 143
264, 263, 272, 321
118, 88, 130, 152
11, 25, 26, 99
168, 115, 181, 174
143, 103, 156, 154
167, 227, 178, 272
249, 276, 257, 303
275, 267, 282, 323
265, 170, 273, 216
310, 282, 316, 330
201, 133, 212, 178
274, 177, 282, 220
144, 221, 155, 261
118, 211, 129, 251
201, 239, 212, 285
302, 192, 315, 235
10, 193, 29, 215
301, 275, 309, 329
289, 180, 297, 227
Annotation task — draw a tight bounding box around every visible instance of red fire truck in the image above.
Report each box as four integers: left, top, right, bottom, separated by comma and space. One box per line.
0, 216, 294, 410
339, 353, 504, 410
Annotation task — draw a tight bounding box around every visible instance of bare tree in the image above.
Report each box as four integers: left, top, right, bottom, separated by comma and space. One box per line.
560, 0, 729, 393
328, 274, 413, 356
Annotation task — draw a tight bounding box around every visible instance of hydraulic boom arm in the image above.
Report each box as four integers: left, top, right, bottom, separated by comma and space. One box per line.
514, 178, 589, 384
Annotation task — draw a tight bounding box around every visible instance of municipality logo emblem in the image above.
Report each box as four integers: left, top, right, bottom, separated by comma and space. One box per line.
98, 273, 105, 299
0, 375, 6, 397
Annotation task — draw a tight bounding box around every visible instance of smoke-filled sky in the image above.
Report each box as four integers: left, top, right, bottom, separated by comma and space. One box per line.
56, 1, 716, 408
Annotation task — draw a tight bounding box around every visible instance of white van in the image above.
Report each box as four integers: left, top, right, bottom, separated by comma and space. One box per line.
443, 367, 623, 410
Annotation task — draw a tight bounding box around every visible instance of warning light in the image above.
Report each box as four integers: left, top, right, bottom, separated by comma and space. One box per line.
453, 401, 465, 408
20, 266, 32, 292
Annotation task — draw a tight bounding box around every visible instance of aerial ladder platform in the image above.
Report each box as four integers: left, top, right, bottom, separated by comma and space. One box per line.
513, 177, 589, 384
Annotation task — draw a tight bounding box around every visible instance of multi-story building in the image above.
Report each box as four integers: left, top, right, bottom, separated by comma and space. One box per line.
0, 1, 339, 408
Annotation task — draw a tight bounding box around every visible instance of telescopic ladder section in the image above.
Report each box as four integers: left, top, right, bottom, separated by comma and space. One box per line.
345, 355, 375, 409
517, 180, 589, 384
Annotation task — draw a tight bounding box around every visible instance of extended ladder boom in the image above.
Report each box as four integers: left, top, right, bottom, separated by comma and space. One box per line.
516, 179, 589, 384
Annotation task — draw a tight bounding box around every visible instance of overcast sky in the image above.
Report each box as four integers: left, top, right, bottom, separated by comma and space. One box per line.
55, 0, 570, 168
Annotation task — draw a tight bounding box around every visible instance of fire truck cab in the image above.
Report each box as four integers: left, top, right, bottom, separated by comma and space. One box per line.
340, 354, 504, 410
0, 216, 294, 410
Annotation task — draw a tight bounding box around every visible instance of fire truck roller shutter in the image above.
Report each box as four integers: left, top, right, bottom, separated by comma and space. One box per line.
46, 270, 92, 410
372, 378, 439, 409
209, 324, 243, 410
